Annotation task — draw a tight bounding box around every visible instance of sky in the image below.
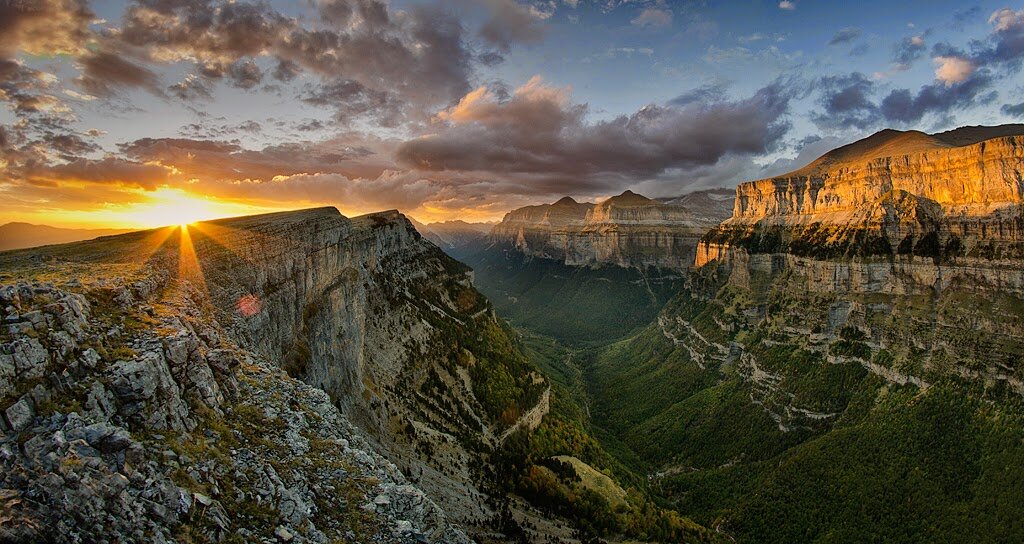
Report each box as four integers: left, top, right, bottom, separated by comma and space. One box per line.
2, 0, 1024, 228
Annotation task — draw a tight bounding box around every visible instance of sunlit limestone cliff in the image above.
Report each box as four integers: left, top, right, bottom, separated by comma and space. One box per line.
697, 125, 1024, 267
0, 208, 549, 543
585, 125, 1024, 542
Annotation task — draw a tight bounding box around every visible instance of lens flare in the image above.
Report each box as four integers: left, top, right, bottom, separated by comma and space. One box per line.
236, 294, 263, 317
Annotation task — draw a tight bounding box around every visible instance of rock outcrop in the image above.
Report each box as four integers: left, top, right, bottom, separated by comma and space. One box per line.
0, 207, 546, 542
491, 189, 734, 270
697, 126, 1024, 268
684, 125, 1024, 429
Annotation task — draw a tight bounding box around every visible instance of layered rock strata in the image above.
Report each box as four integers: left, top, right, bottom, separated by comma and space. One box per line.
491, 189, 733, 270
681, 126, 1024, 429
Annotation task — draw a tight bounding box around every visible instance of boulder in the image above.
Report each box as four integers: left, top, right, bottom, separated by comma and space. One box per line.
11, 337, 48, 379
4, 397, 34, 432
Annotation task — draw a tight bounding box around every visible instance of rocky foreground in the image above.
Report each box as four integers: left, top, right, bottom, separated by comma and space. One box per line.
0, 208, 546, 543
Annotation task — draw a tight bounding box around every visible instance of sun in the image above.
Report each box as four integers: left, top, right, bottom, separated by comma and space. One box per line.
109, 188, 275, 229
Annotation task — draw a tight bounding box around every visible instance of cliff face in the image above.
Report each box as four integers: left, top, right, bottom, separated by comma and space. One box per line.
685, 126, 1024, 429
729, 128, 1024, 222
492, 189, 734, 270
698, 127, 1024, 268
0, 208, 545, 542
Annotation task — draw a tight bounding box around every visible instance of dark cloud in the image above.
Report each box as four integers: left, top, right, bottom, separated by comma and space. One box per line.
475, 0, 546, 52
119, 0, 292, 67
828, 27, 861, 46
40, 133, 100, 160
272, 59, 300, 82
395, 77, 792, 184
227, 59, 263, 89
809, 11, 1024, 129
812, 67, 996, 128
168, 74, 212, 100
75, 51, 163, 97
112, 0, 476, 121
318, 0, 354, 26
295, 119, 326, 132
0, 60, 67, 117
975, 8, 1024, 69
1001, 101, 1024, 117
812, 73, 879, 129
879, 73, 996, 124
952, 6, 982, 29
119, 136, 381, 182
302, 79, 403, 126
669, 81, 731, 106
478, 51, 506, 66
893, 35, 926, 67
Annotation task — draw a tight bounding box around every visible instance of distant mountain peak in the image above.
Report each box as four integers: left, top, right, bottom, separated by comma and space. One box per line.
604, 190, 654, 205
552, 196, 580, 206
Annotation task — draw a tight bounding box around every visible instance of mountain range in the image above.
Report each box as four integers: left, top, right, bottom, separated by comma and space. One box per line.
2, 125, 1024, 542
0, 223, 134, 252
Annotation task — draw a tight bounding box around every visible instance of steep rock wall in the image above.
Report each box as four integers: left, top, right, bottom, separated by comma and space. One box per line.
179, 208, 546, 530
729, 134, 1024, 224
0, 207, 547, 542
492, 190, 733, 270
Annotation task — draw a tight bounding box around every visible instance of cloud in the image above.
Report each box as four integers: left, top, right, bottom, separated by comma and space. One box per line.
226, 59, 263, 89
669, 81, 730, 106
168, 74, 212, 101
828, 27, 861, 46
74, 51, 163, 97
952, 6, 982, 29
476, 0, 547, 51
879, 73, 995, 124
395, 76, 792, 186
892, 35, 926, 68
302, 79, 404, 126
778, 1, 796, 11
118, 136, 385, 183
0, 60, 65, 115
23, 156, 173, 190
632, 7, 673, 28
812, 73, 879, 129
0, 0, 92, 59
934, 56, 976, 86
977, 8, 1024, 69
810, 10, 1024, 129
110, 0, 476, 120
1001, 101, 1024, 116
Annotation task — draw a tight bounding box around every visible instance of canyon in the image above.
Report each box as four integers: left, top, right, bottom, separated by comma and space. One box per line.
582, 125, 1024, 542
452, 188, 733, 344
3, 125, 1024, 543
